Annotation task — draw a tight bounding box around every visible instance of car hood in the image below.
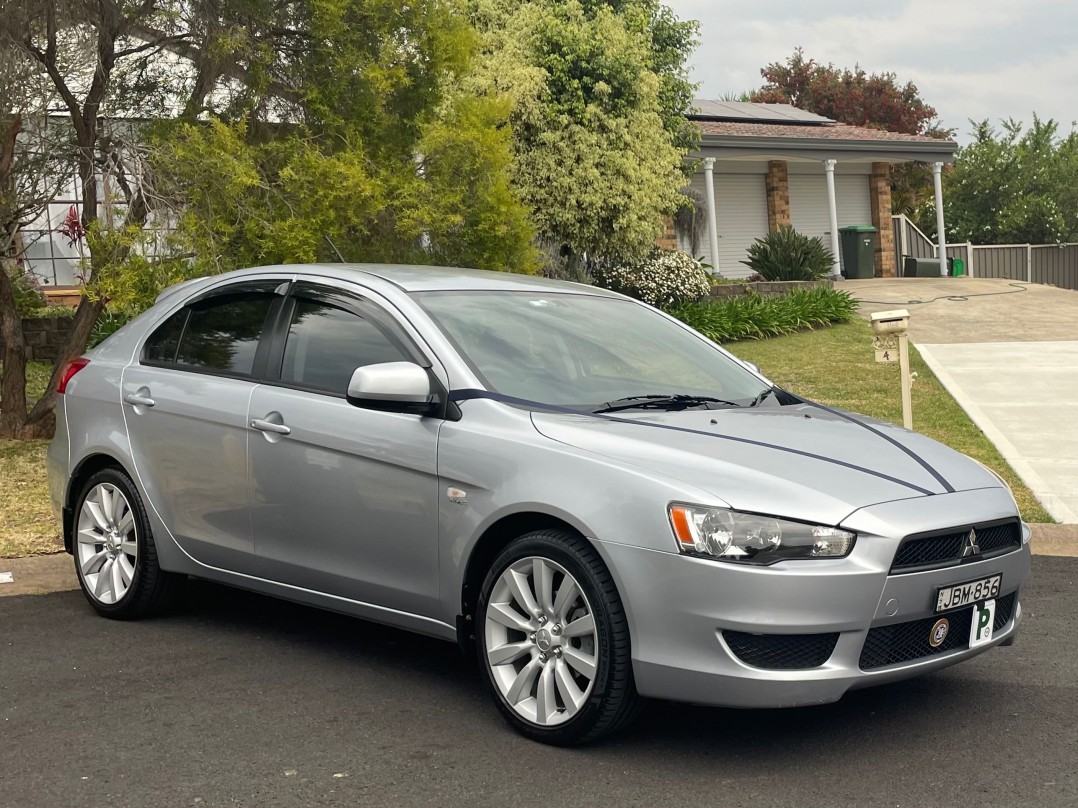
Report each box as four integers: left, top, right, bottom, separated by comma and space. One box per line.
531, 402, 1002, 527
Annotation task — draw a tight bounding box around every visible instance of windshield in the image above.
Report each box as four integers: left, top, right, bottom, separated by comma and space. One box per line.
415, 291, 769, 410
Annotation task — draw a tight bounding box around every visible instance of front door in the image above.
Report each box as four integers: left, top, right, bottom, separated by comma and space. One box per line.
247, 284, 442, 617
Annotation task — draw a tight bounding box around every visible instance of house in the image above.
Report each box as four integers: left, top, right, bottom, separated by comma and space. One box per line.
669, 101, 958, 279
18, 101, 958, 287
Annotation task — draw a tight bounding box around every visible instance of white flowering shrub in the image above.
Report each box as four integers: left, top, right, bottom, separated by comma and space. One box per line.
593, 248, 711, 308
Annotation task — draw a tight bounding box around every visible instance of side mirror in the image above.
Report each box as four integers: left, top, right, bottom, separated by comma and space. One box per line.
346, 362, 436, 414
743, 360, 761, 375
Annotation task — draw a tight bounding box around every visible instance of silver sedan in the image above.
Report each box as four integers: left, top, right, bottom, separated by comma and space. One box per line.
48, 264, 1031, 745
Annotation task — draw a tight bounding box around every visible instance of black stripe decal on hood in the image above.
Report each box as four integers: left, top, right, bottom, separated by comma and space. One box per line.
805, 401, 956, 494
448, 389, 940, 497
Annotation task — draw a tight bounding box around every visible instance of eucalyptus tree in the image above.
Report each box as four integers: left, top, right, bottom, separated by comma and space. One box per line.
0, 0, 535, 438
0, 0, 187, 438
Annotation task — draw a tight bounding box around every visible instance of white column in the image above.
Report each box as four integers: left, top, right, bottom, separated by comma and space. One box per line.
933, 162, 948, 277
824, 159, 842, 279
703, 157, 721, 276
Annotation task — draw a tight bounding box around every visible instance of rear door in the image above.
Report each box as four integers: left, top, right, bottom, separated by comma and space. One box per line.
122, 279, 288, 572
246, 282, 443, 617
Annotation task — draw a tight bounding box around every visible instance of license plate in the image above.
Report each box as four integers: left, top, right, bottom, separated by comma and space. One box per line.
936, 574, 1002, 612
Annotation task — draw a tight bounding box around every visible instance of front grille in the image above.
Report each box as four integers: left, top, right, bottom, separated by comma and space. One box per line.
859, 592, 1017, 670
724, 631, 839, 670
891, 520, 1022, 573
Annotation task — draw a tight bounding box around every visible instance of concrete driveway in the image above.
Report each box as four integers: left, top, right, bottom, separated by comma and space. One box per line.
845, 277, 1078, 522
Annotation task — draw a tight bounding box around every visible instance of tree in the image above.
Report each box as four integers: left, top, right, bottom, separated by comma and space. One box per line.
0, 38, 75, 438
750, 49, 952, 215
751, 48, 940, 135
0, 0, 536, 438
0, 0, 204, 438
918, 117, 1078, 245
468, 0, 698, 272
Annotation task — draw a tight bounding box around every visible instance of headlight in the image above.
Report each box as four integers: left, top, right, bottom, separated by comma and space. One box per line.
669, 504, 855, 565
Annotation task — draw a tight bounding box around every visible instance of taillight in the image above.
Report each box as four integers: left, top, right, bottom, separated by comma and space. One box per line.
57, 357, 90, 394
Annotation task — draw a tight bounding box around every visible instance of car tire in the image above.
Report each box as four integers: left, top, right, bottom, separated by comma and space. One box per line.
72, 467, 185, 619
476, 529, 640, 745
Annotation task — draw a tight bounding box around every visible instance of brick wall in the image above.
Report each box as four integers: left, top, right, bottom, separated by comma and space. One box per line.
765, 161, 791, 231
656, 216, 679, 250
0, 316, 73, 363
870, 163, 897, 277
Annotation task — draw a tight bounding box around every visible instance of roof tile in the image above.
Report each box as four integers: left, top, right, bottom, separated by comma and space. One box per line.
695, 119, 954, 145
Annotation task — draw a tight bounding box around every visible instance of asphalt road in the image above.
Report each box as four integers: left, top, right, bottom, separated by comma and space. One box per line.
1, 557, 1075, 808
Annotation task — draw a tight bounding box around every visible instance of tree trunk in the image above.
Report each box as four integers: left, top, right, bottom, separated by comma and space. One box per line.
20, 296, 105, 439
0, 257, 30, 438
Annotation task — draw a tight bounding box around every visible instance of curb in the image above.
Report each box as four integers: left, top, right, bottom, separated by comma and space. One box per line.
4, 530, 1078, 598
0, 553, 77, 597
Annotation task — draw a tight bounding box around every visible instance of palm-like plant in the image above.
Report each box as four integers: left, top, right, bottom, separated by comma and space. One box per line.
741, 226, 835, 281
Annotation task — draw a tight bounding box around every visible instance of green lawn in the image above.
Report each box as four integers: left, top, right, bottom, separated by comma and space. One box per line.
730, 320, 1053, 523
0, 328, 1053, 558
0, 361, 62, 557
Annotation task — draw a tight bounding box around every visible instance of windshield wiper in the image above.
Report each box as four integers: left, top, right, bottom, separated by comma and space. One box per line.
594, 394, 741, 414
750, 387, 774, 407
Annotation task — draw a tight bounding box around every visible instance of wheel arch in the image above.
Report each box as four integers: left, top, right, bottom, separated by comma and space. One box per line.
457, 510, 629, 656
63, 453, 131, 553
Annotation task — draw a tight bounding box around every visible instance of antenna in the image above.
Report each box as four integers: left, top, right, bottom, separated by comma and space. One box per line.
324, 235, 346, 262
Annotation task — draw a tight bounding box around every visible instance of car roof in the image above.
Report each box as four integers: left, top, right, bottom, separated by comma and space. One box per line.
340, 263, 616, 295
159, 263, 623, 299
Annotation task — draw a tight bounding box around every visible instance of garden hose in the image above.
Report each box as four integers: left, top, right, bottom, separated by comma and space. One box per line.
853, 282, 1031, 306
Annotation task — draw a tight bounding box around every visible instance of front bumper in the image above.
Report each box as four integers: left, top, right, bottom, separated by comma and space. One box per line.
598, 489, 1032, 709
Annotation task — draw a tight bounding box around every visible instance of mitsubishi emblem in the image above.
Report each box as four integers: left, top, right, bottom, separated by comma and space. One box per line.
962, 529, 982, 558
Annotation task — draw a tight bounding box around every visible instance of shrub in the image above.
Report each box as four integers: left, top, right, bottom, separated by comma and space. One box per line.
667, 286, 857, 343
741, 226, 834, 281
23, 306, 76, 319
593, 248, 711, 308
89, 311, 132, 348
4, 264, 48, 316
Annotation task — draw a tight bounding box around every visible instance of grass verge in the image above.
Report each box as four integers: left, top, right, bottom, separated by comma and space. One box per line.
730, 320, 1053, 523
1, 361, 63, 557
0, 440, 60, 556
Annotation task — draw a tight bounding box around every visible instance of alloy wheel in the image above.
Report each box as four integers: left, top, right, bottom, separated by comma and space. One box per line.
76, 482, 139, 605
483, 556, 599, 726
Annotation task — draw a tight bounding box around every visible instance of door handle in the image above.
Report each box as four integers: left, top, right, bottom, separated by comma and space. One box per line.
251, 418, 291, 436
124, 393, 155, 408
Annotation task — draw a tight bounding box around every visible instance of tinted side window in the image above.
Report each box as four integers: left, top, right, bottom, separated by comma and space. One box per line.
175, 293, 275, 376
144, 309, 188, 363
281, 298, 409, 394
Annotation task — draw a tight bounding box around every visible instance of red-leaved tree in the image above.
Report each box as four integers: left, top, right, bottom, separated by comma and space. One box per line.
749, 49, 953, 213
750, 48, 939, 135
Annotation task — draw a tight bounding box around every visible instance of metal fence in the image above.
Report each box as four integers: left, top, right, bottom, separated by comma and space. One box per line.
891, 215, 1078, 291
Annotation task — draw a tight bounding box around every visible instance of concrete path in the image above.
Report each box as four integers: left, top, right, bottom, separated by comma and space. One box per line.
844, 276, 1078, 343
845, 277, 1078, 523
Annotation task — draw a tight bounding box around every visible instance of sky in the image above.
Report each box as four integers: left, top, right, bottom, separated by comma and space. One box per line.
665, 0, 1078, 143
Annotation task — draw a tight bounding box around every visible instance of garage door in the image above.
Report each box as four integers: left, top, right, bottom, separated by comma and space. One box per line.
681, 172, 769, 278
789, 174, 872, 272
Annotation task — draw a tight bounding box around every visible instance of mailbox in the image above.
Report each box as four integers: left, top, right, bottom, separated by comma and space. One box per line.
870, 309, 910, 336
869, 309, 913, 428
